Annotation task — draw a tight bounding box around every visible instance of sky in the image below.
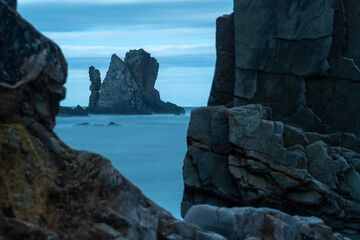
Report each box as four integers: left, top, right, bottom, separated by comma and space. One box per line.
18, 0, 234, 107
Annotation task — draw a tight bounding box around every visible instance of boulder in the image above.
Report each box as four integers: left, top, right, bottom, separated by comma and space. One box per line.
185, 205, 347, 240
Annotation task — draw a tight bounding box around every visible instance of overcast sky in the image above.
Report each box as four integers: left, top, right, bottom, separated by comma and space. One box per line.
18, 0, 233, 107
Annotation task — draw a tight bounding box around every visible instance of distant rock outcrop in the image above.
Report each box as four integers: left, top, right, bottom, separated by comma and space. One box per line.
88, 66, 101, 112
182, 0, 360, 239
58, 105, 88, 116
88, 49, 185, 115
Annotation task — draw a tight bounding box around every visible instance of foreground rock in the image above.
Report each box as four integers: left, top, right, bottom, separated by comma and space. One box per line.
185, 205, 347, 240
183, 0, 360, 239
89, 49, 185, 115
0, 3, 225, 239
182, 105, 360, 238
58, 105, 88, 116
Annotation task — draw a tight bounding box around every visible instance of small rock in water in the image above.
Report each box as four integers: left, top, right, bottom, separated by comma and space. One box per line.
107, 122, 121, 126
75, 122, 90, 126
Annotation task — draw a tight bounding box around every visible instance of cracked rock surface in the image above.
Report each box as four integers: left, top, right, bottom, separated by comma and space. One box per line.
185, 0, 360, 239
182, 105, 360, 239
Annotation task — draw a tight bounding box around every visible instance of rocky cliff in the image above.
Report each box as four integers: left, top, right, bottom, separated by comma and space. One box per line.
183, 0, 360, 239
88, 50, 185, 115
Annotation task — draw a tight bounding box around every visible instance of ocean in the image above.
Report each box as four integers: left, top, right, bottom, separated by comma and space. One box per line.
54, 107, 195, 219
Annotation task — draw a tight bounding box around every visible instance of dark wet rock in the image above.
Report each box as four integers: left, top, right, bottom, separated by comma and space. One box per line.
185, 205, 347, 240
107, 122, 120, 126
75, 122, 90, 126
89, 49, 185, 115
58, 105, 88, 117
88, 66, 101, 112
0, 3, 226, 240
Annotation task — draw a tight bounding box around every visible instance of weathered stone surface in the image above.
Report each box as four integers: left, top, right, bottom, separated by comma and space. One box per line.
58, 105, 88, 117
0, 3, 226, 239
209, 0, 360, 136
124, 48, 159, 93
208, 13, 235, 107
182, 105, 360, 239
95, 54, 147, 114
185, 205, 347, 240
88, 66, 101, 112
0, 2, 66, 130
89, 50, 185, 115
233, 0, 334, 75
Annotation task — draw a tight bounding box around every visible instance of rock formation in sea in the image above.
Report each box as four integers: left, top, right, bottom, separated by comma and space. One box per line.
0, 3, 224, 239
88, 66, 101, 112
88, 50, 185, 115
58, 105, 88, 116
182, 0, 360, 239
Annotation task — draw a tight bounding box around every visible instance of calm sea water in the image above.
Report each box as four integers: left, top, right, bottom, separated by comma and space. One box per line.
54, 108, 195, 219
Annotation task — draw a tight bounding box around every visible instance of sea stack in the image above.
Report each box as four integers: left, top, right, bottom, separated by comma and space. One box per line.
88, 49, 185, 115
182, 0, 360, 239
88, 66, 101, 112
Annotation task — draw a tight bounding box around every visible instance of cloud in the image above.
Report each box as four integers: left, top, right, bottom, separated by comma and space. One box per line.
20, 0, 220, 3
60, 44, 214, 58
18, 1, 233, 31
44, 28, 214, 46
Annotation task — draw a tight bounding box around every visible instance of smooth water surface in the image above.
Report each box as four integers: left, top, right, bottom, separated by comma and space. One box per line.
54, 108, 195, 219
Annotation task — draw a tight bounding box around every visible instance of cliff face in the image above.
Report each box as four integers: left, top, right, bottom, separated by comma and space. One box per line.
89, 50, 185, 115
183, 0, 360, 239
0, 3, 227, 239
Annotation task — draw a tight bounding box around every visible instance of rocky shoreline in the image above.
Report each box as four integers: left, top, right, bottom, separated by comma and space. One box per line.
0, 0, 359, 239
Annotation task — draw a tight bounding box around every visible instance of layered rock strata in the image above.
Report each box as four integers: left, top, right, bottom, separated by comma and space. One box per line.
89, 50, 185, 115
0, 3, 225, 239
183, 0, 360, 239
